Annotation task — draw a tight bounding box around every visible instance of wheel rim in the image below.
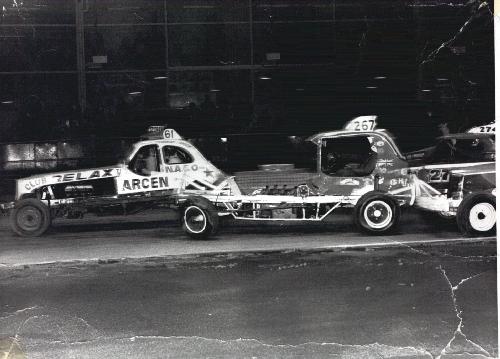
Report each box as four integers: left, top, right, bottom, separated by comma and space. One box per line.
469, 202, 496, 232
184, 206, 207, 234
363, 200, 393, 229
17, 206, 43, 232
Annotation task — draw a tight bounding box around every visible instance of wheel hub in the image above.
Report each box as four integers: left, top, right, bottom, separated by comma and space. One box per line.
17, 206, 42, 231
184, 206, 208, 234
363, 200, 393, 229
192, 214, 204, 222
469, 202, 496, 232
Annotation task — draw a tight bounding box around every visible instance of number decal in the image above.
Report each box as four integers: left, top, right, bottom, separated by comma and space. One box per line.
344, 116, 378, 132
352, 120, 375, 131
163, 129, 174, 139
479, 126, 494, 133
428, 169, 450, 183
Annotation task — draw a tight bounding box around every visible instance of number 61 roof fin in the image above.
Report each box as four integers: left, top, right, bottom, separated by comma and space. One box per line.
142, 126, 183, 140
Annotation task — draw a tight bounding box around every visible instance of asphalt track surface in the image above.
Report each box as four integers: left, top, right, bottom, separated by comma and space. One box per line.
0, 208, 497, 358
0, 242, 497, 358
0, 208, 495, 267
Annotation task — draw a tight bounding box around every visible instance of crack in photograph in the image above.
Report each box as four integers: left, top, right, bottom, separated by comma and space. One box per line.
0, 0, 496, 358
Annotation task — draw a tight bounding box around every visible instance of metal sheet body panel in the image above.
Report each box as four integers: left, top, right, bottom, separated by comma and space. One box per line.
410, 162, 495, 194
17, 167, 123, 198
12, 127, 417, 211
14, 137, 227, 201
312, 132, 411, 199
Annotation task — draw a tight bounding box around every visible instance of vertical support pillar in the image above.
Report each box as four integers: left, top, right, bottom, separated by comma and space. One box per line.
415, 5, 424, 100
75, 0, 86, 116
164, 0, 170, 110
332, 0, 335, 49
495, 10, 499, 133
249, 0, 255, 105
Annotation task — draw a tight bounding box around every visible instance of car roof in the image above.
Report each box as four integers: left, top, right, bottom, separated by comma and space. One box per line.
307, 129, 405, 159
135, 139, 193, 147
307, 129, 393, 144
438, 133, 495, 140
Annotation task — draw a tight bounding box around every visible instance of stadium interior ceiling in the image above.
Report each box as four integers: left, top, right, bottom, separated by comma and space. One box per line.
0, 0, 494, 154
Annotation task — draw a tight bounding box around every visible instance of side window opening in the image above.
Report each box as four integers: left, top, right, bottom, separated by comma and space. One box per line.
425, 139, 454, 164
426, 137, 496, 164
321, 136, 377, 177
163, 146, 193, 165
129, 145, 160, 176
453, 138, 495, 163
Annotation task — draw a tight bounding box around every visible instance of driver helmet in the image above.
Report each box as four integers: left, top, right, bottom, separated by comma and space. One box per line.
164, 147, 177, 157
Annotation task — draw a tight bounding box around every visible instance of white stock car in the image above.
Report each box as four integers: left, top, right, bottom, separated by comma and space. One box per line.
2, 127, 234, 237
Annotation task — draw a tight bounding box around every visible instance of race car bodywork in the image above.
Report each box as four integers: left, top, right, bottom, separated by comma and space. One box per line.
13, 129, 230, 201
406, 132, 494, 193
180, 116, 417, 238
3, 118, 494, 238
405, 124, 496, 236
2, 118, 416, 238
3, 127, 239, 236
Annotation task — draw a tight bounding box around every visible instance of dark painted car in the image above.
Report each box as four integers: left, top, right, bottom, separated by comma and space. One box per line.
406, 131, 496, 236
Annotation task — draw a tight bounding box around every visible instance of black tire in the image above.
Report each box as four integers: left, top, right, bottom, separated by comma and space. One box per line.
354, 192, 400, 234
10, 198, 51, 237
181, 198, 219, 239
457, 192, 496, 237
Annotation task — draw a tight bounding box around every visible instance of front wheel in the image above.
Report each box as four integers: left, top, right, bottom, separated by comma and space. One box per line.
457, 193, 496, 237
354, 192, 400, 234
10, 198, 51, 237
181, 203, 219, 239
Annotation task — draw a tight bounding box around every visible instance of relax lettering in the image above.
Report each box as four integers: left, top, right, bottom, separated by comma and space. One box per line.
52, 169, 115, 182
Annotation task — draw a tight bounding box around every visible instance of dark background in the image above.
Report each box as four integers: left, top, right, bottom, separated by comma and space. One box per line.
0, 0, 494, 174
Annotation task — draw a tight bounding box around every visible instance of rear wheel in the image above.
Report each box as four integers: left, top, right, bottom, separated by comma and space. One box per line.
10, 198, 51, 237
457, 193, 496, 237
354, 192, 400, 234
181, 201, 219, 239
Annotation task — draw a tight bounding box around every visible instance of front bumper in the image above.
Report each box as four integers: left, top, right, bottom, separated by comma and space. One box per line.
0, 202, 15, 214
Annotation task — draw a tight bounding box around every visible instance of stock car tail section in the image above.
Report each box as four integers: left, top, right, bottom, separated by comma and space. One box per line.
17, 167, 122, 200
406, 123, 496, 236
